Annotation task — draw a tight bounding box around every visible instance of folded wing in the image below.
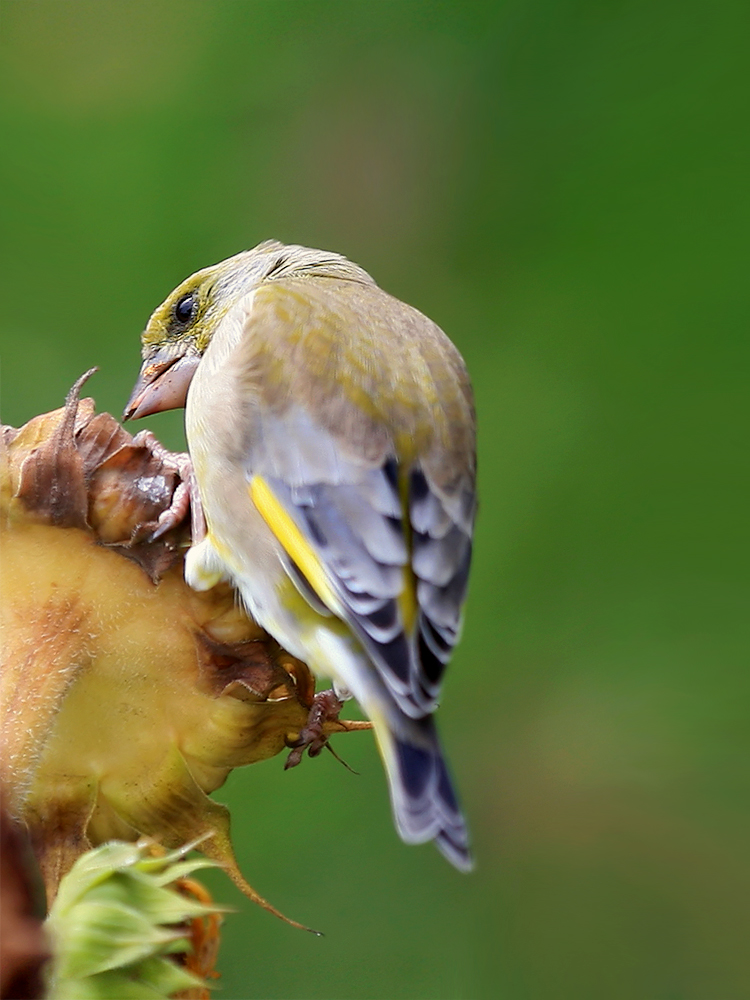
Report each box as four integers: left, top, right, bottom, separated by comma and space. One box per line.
250, 406, 474, 719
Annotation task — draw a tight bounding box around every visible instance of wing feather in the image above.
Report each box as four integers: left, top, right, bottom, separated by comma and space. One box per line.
410, 468, 475, 699
251, 424, 474, 717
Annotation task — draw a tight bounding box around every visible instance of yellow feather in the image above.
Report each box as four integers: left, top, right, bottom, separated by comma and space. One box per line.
249, 475, 341, 614
396, 471, 418, 635
398, 573, 418, 636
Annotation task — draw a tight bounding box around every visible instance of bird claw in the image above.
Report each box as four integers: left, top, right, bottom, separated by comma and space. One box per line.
285, 689, 345, 770
131, 431, 206, 543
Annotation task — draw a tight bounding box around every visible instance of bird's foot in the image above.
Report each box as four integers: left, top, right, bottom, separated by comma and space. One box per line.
131, 431, 206, 543
285, 689, 346, 770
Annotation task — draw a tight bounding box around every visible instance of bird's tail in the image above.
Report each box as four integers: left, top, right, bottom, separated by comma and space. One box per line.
373, 712, 473, 872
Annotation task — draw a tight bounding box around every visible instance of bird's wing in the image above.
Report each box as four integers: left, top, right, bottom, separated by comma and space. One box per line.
235, 278, 476, 718
409, 465, 474, 702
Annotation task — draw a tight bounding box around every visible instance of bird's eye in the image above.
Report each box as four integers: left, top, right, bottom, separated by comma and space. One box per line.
174, 293, 196, 324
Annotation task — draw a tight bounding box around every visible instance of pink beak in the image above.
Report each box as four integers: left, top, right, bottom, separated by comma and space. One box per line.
123, 351, 200, 421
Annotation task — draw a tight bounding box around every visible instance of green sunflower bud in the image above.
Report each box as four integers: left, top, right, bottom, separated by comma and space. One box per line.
45, 839, 222, 1000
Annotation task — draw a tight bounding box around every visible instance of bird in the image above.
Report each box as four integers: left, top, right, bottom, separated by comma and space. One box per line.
124, 241, 476, 871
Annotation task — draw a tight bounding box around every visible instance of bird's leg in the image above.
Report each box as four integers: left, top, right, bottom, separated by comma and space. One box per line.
131, 430, 206, 543
284, 689, 345, 770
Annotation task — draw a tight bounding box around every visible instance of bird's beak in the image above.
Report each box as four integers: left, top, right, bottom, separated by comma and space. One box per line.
122, 350, 201, 421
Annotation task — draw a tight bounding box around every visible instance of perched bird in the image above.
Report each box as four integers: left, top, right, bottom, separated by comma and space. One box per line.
124, 241, 476, 871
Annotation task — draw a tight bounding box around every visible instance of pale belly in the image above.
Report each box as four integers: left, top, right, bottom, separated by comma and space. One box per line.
185, 490, 378, 715
184, 377, 378, 711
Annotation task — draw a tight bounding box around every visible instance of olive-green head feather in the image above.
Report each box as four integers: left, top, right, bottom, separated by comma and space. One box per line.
124, 240, 373, 420
143, 240, 373, 356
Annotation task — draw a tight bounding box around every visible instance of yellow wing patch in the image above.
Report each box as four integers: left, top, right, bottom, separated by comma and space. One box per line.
396, 469, 418, 636
397, 575, 418, 637
249, 476, 341, 615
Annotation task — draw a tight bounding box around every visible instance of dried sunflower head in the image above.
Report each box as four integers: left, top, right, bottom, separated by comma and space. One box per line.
0, 373, 363, 931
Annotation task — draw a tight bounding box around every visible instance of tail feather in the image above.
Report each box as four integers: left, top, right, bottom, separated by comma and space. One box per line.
378, 717, 473, 872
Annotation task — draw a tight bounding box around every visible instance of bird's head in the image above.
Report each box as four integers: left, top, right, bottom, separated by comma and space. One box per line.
123, 242, 283, 421
123, 240, 371, 421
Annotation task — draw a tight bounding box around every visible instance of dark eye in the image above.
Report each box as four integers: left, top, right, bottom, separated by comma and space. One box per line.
174, 293, 196, 324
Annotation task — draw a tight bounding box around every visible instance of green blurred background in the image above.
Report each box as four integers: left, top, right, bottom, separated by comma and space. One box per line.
1, 2, 746, 997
